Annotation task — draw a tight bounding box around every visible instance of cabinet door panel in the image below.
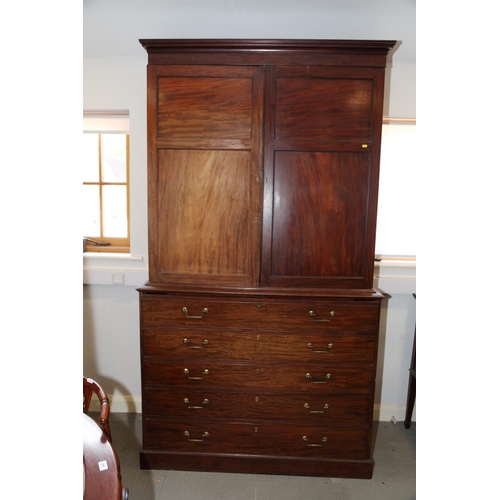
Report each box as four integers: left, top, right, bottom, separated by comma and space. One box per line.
275, 77, 373, 142
156, 149, 252, 281
157, 76, 253, 140
267, 151, 370, 286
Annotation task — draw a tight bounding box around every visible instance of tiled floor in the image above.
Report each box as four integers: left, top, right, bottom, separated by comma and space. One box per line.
104, 413, 415, 500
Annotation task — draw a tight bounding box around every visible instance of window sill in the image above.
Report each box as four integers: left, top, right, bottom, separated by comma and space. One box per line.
83, 255, 416, 291
374, 258, 416, 295
84, 246, 130, 254
83, 253, 148, 286
83, 252, 143, 261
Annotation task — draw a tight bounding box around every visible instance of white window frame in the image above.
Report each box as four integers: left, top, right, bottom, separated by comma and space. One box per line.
83, 111, 131, 253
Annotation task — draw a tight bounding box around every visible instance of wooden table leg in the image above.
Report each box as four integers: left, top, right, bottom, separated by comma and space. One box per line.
404, 294, 416, 429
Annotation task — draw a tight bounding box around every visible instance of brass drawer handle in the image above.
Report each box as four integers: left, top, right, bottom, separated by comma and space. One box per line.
184, 430, 209, 442
183, 398, 209, 409
181, 307, 208, 319
304, 403, 330, 413
183, 338, 209, 349
309, 310, 335, 322
307, 342, 333, 353
306, 372, 331, 383
183, 368, 209, 380
302, 436, 328, 447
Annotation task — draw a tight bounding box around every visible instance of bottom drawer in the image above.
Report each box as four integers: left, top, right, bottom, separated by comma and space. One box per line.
144, 419, 370, 459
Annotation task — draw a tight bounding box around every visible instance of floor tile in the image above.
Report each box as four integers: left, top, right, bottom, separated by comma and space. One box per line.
159, 470, 256, 500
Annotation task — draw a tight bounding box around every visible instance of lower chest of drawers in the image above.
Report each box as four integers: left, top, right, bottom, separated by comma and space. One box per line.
139, 292, 381, 478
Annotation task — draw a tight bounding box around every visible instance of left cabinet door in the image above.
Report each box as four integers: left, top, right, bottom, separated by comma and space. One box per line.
147, 65, 265, 286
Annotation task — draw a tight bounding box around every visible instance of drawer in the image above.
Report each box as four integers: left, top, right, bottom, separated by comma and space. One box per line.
144, 387, 372, 425
143, 360, 373, 394
144, 419, 370, 459
140, 295, 379, 331
142, 329, 376, 364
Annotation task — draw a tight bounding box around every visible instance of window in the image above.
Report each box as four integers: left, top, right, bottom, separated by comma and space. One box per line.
83, 112, 130, 253
375, 118, 416, 258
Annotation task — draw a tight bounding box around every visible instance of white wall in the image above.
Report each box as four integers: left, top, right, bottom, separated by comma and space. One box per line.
84, 284, 142, 411
375, 291, 416, 421
82, 57, 149, 263
83, 0, 416, 421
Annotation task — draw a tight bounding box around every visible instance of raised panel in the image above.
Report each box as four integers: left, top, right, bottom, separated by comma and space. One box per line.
268, 151, 370, 285
275, 77, 373, 142
155, 149, 253, 283
157, 76, 253, 140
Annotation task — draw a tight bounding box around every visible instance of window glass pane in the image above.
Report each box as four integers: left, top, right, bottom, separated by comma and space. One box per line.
83, 185, 101, 237
102, 185, 127, 237
101, 134, 127, 182
83, 133, 99, 182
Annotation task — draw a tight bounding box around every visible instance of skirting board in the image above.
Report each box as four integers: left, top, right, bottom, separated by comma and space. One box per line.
88, 394, 142, 414
89, 396, 416, 423
374, 404, 416, 423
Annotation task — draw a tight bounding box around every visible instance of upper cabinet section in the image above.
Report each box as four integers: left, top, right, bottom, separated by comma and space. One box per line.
141, 40, 396, 290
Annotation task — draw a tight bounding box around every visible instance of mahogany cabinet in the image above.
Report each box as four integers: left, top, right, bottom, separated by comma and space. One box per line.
138, 39, 396, 479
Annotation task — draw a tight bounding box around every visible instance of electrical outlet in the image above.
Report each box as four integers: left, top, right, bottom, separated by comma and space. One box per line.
111, 272, 125, 285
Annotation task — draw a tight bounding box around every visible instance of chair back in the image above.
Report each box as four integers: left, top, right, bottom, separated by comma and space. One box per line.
83, 377, 112, 441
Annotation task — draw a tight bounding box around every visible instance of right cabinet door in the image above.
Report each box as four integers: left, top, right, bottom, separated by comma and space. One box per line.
261, 66, 386, 289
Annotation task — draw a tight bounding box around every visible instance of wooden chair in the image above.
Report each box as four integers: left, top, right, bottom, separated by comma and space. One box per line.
83, 377, 112, 442
83, 413, 129, 500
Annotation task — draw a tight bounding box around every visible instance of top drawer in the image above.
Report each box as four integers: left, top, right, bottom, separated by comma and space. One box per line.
140, 295, 380, 332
